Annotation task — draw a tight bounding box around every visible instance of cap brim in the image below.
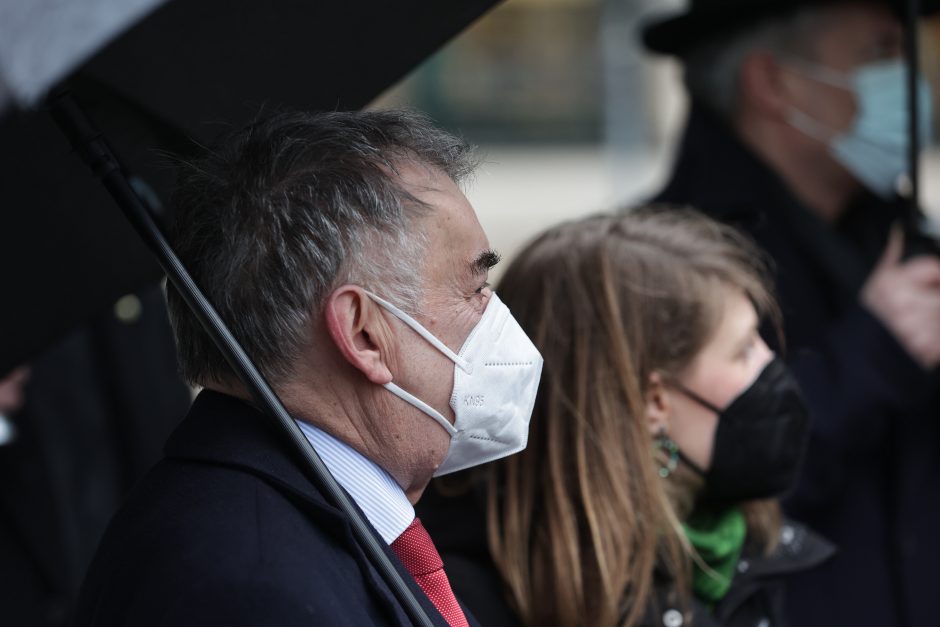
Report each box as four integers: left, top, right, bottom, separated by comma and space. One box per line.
641, 0, 940, 57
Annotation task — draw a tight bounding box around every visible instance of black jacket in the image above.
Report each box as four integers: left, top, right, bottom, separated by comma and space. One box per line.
642, 522, 834, 627
0, 287, 191, 627
73, 390, 478, 627
419, 482, 833, 627
654, 102, 940, 627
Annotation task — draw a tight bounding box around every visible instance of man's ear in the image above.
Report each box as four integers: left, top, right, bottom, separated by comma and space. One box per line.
645, 371, 672, 436
739, 51, 791, 121
323, 286, 394, 385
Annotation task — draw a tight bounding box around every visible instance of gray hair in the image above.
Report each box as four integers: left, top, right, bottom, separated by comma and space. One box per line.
166, 109, 478, 387
682, 7, 835, 120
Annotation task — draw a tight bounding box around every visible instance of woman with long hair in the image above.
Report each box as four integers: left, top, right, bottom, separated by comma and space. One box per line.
419, 208, 833, 627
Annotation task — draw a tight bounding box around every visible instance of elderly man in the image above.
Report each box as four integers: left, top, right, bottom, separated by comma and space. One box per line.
643, 1, 940, 626
72, 110, 542, 626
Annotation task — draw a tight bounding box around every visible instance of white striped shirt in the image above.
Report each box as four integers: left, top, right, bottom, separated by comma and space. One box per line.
296, 420, 415, 544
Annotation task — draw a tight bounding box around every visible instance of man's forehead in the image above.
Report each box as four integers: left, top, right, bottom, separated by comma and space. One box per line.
393, 159, 461, 196
396, 161, 470, 218
395, 160, 492, 274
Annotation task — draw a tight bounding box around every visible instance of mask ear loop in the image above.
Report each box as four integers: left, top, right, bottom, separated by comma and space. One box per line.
787, 107, 840, 144
775, 55, 854, 144
655, 373, 714, 478
364, 290, 465, 438
365, 290, 472, 374
383, 382, 458, 437
676, 446, 708, 479
653, 426, 708, 480
662, 373, 724, 415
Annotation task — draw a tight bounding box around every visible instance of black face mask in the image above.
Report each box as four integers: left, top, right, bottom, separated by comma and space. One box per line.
675, 357, 811, 504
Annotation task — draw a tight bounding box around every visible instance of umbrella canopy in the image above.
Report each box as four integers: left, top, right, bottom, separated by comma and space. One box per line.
2, 4, 501, 625
0, 0, 499, 375
0, 0, 164, 111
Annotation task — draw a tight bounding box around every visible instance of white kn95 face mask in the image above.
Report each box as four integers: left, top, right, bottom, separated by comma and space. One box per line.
366, 290, 543, 476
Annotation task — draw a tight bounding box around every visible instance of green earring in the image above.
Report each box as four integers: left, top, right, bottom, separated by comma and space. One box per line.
654, 433, 680, 478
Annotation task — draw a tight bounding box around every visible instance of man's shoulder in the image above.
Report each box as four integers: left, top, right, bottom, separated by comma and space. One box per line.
74, 456, 384, 626
117, 456, 333, 553
73, 391, 443, 627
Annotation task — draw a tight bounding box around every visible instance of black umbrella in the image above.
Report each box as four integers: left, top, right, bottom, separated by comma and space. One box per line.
1, 2, 500, 625
1, 0, 498, 375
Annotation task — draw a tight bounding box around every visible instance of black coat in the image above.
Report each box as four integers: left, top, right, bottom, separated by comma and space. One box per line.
0, 287, 191, 627
73, 390, 479, 627
642, 523, 834, 627
653, 102, 940, 627
419, 482, 833, 627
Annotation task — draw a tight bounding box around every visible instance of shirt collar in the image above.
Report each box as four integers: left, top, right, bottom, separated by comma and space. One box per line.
296, 420, 414, 544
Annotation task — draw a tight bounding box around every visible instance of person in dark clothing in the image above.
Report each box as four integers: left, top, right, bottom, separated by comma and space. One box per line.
74, 109, 543, 626
75, 390, 477, 627
421, 209, 833, 627
421, 482, 833, 627
641, 2, 940, 626
0, 286, 192, 627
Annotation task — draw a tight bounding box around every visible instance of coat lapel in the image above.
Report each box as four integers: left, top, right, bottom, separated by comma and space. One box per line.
164, 390, 454, 627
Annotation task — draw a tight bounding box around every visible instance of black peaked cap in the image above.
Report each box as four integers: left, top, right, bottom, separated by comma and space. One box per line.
642, 0, 940, 57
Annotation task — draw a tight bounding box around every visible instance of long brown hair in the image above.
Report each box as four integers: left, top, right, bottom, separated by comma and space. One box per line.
487, 207, 781, 627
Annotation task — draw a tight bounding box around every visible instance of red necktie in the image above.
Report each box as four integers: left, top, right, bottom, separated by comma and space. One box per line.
390, 517, 470, 627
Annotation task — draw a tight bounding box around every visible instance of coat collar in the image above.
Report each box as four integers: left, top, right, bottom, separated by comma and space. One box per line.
163, 389, 470, 627
714, 520, 835, 621
741, 519, 837, 579
644, 519, 834, 625
164, 389, 348, 520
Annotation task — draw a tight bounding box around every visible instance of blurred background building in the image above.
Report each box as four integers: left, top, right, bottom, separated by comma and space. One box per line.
373, 0, 940, 280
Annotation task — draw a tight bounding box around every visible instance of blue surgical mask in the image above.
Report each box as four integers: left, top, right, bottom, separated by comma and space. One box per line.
785, 58, 933, 198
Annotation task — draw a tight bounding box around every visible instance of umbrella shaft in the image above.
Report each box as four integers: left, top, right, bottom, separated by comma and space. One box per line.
906, 0, 920, 209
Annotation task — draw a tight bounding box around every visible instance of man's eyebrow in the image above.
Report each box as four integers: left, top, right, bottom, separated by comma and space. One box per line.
469, 249, 501, 276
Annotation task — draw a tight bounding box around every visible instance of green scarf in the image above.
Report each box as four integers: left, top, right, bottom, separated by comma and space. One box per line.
682, 507, 747, 606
